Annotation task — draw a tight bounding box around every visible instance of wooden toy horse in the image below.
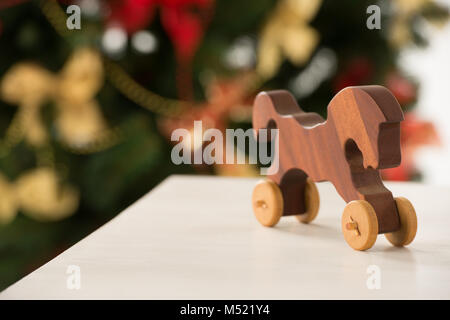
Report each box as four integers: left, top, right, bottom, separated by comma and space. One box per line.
251, 86, 417, 250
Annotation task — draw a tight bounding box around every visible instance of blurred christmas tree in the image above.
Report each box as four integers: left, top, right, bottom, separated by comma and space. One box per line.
0, 0, 447, 290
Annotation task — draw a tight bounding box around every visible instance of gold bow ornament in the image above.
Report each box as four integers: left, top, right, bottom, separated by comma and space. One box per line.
0, 168, 79, 224
0, 47, 107, 148
257, 0, 322, 79
390, 0, 449, 47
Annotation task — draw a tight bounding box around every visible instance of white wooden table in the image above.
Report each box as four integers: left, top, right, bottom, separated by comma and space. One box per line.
2, 175, 450, 299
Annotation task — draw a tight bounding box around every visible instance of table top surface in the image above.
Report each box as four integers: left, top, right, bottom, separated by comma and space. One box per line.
2, 175, 450, 299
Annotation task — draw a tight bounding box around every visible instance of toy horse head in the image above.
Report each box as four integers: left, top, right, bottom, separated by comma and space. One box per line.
328, 86, 404, 170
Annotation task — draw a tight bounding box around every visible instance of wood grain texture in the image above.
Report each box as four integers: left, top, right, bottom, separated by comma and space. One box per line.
253, 86, 404, 233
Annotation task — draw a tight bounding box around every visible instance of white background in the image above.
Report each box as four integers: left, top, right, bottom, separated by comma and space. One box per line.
400, 0, 450, 185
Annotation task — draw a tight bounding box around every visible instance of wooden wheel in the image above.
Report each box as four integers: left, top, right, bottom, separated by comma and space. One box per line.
342, 200, 378, 251
385, 197, 417, 247
252, 179, 283, 227
295, 178, 320, 224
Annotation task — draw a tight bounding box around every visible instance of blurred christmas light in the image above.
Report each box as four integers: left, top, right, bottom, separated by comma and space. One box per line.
78, 0, 101, 17
289, 48, 337, 98
101, 26, 127, 56
131, 30, 158, 54
224, 36, 256, 69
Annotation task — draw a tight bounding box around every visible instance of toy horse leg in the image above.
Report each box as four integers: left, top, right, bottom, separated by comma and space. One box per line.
268, 168, 320, 224
330, 162, 403, 250
338, 178, 401, 234
338, 139, 401, 234
277, 169, 308, 216
252, 166, 320, 227
361, 190, 400, 234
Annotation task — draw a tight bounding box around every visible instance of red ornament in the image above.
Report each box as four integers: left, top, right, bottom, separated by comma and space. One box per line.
385, 72, 417, 106
161, 0, 214, 100
159, 0, 213, 62
106, 0, 214, 100
159, 73, 255, 140
382, 113, 440, 181
107, 0, 213, 60
107, 0, 156, 33
333, 57, 373, 93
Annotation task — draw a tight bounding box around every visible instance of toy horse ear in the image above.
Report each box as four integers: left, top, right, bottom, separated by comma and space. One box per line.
357, 85, 404, 123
